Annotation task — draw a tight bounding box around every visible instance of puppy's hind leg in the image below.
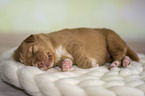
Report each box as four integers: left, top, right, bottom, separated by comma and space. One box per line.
104, 29, 128, 68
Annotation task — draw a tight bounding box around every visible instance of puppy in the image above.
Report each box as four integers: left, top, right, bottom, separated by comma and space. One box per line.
14, 28, 139, 71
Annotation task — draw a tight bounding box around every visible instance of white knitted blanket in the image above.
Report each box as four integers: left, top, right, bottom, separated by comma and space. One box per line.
0, 48, 145, 96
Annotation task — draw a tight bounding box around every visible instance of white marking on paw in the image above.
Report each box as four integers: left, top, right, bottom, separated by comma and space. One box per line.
110, 61, 120, 67
91, 58, 99, 67
110, 63, 116, 67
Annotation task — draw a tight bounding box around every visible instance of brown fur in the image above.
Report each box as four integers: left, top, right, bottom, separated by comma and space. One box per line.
14, 28, 139, 70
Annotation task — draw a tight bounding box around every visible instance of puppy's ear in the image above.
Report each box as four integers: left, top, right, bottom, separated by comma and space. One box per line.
24, 34, 35, 43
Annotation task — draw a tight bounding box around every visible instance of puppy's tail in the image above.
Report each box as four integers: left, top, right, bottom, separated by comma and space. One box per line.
127, 46, 139, 62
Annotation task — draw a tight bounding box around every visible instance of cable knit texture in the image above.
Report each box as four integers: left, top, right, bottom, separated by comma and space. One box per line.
0, 48, 145, 96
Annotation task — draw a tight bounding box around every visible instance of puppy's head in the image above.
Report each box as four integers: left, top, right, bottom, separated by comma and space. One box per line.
14, 34, 56, 70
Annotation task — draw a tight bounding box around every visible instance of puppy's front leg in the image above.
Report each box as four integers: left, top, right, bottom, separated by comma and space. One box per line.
66, 41, 93, 69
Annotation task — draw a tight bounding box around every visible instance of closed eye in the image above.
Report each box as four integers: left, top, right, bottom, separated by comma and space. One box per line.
32, 44, 38, 55
32, 45, 35, 55
28, 45, 37, 57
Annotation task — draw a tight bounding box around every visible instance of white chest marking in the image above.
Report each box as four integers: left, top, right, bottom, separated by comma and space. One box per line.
55, 46, 73, 62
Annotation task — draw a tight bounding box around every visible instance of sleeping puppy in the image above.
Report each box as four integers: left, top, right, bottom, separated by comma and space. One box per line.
14, 28, 139, 71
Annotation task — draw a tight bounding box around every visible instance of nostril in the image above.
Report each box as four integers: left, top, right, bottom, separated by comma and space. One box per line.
48, 55, 52, 58
38, 62, 44, 68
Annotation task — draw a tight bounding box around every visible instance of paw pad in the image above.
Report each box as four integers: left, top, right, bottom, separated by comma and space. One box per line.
62, 59, 72, 72
122, 56, 131, 67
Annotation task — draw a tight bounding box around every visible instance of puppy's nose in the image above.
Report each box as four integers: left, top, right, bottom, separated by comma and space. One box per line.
37, 61, 48, 70
38, 62, 44, 68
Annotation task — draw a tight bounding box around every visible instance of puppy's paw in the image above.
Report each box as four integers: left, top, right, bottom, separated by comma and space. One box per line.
122, 56, 131, 67
62, 58, 72, 72
91, 59, 99, 67
110, 61, 120, 68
